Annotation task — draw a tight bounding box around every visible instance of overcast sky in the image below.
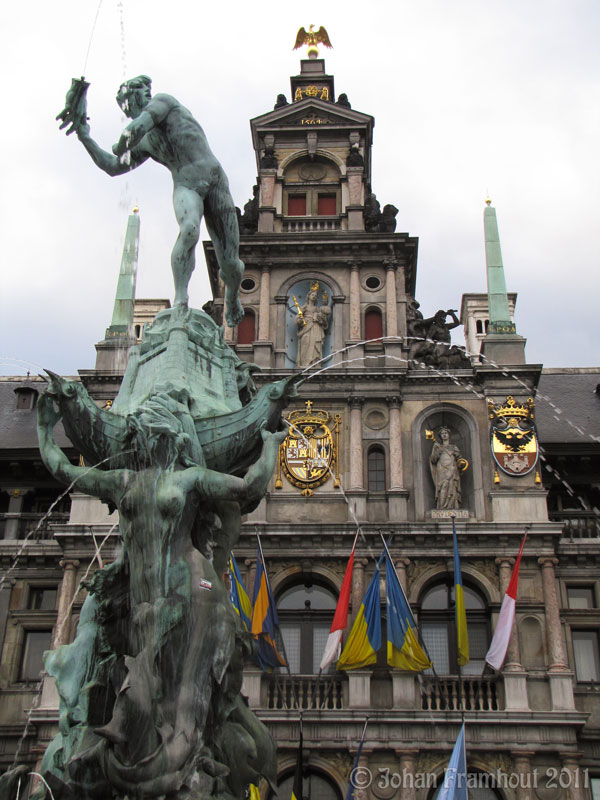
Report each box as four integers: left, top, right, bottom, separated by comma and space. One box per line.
1, 0, 598, 377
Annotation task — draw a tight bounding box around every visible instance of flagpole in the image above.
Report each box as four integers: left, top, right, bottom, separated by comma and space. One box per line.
451, 515, 466, 716
378, 532, 440, 681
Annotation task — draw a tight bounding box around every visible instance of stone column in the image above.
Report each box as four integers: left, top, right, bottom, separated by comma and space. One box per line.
496, 557, 523, 669
387, 396, 403, 489
384, 259, 398, 339
561, 753, 585, 800
53, 559, 80, 648
352, 747, 372, 800
349, 264, 361, 340
512, 752, 536, 800
539, 557, 575, 710
351, 558, 368, 625
257, 264, 271, 341
349, 397, 364, 490
539, 558, 568, 670
398, 750, 419, 800
395, 558, 410, 593
4, 488, 31, 540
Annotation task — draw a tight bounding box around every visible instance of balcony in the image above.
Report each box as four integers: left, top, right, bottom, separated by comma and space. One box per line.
266, 674, 344, 710
282, 216, 341, 233
420, 676, 499, 712
0, 512, 70, 540
551, 511, 600, 540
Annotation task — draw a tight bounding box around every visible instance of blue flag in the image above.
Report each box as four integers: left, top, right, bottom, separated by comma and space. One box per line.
435, 723, 467, 800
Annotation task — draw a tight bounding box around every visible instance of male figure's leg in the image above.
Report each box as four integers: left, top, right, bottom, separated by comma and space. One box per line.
172, 185, 203, 306
205, 177, 245, 327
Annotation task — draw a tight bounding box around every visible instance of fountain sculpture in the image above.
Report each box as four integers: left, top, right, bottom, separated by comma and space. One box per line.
24, 77, 296, 800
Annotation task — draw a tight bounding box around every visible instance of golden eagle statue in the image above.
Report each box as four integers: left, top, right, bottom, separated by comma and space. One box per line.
293, 25, 333, 58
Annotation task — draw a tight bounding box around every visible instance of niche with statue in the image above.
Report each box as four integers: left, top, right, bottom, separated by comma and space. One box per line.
285, 278, 333, 369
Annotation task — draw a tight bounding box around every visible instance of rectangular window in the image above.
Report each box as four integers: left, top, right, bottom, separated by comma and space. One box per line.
568, 586, 595, 609
421, 622, 450, 674
287, 195, 307, 216
591, 778, 600, 800
28, 587, 57, 610
317, 194, 337, 215
312, 625, 331, 674
19, 630, 52, 681
572, 630, 600, 681
279, 624, 301, 673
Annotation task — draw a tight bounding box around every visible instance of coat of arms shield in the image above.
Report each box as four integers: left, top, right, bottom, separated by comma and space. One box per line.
488, 395, 540, 477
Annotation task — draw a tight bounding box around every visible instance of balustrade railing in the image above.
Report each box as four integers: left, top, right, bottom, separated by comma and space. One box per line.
282, 217, 341, 233
420, 676, 499, 711
0, 513, 70, 540
267, 673, 344, 710
551, 511, 600, 540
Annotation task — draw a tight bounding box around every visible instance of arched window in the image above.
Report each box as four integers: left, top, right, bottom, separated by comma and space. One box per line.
283, 157, 341, 218
237, 309, 255, 345
476, 319, 483, 334
367, 446, 386, 491
364, 307, 383, 342
419, 580, 489, 675
277, 580, 337, 674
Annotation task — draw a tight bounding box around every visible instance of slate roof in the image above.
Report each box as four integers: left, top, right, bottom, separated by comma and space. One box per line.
0, 378, 73, 451
536, 368, 600, 446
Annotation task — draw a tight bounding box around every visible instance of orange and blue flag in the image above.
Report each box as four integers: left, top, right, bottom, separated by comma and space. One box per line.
385, 555, 431, 671
229, 553, 252, 632
452, 518, 469, 667
251, 547, 286, 670
337, 555, 382, 670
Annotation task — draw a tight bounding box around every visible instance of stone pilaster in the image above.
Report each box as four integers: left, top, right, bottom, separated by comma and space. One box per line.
349, 397, 365, 490
351, 558, 368, 625
349, 264, 361, 341
384, 259, 398, 338
561, 753, 585, 800
395, 558, 410, 594
3, 488, 32, 540
512, 752, 536, 800
539, 557, 575, 710
397, 750, 419, 800
387, 396, 403, 490
257, 264, 271, 341
53, 559, 80, 648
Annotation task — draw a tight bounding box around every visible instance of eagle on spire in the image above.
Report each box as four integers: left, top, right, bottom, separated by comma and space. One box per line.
293, 25, 333, 58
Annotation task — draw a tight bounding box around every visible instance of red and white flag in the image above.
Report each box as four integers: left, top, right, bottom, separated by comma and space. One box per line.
485, 532, 527, 670
319, 545, 356, 670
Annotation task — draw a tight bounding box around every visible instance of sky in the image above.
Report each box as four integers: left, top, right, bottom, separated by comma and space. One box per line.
1, 0, 599, 376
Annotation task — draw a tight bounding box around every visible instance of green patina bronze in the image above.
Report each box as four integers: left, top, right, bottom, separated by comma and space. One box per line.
57, 76, 245, 327
19, 81, 297, 800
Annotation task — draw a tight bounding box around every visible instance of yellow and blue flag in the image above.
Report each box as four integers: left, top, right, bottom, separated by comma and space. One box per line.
452, 518, 469, 667
385, 555, 431, 671
229, 553, 252, 632
251, 547, 287, 670
337, 556, 382, 670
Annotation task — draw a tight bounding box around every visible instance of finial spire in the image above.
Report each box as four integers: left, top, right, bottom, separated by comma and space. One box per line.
484, 200, 516, 335
108, 209, 140, 333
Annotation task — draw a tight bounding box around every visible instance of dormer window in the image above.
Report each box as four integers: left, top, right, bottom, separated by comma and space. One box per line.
14, 386, 39, 411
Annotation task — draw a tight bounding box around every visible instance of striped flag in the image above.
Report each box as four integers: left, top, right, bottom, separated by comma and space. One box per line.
385, 555, 431, 671
319, 544, 356, 670
229, 553, 252, 632
452, 518, 469, 667
337, 555, 382, 671
485, 532, 527, 670
435, 723, 467, 800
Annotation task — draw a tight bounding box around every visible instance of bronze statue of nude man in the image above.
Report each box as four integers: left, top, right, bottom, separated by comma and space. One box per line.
58, 75, 244, 326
